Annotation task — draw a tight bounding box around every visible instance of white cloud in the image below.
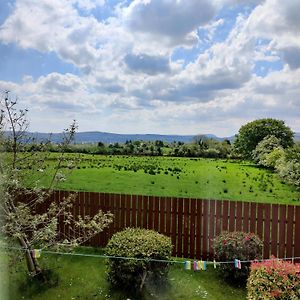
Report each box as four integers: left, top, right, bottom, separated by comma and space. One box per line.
0, 0, 300, 135
122, 0, 217, 47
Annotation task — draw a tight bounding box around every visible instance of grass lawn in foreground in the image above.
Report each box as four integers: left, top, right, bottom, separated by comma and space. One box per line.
2, 247, 247, 300
27, 154, 300, 205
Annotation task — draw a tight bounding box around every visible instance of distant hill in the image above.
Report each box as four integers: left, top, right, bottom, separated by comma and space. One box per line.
19, 131, 235, 144
5, 131, 299, 144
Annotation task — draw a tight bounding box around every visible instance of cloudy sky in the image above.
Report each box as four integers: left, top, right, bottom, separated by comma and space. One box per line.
0, 0, 299, 136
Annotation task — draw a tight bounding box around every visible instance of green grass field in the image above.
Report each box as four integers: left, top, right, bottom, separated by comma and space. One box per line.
1, 247, 247, 300
28, 154, 300, 205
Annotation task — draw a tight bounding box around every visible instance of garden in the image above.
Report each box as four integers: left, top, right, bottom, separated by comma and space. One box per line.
1, 98, 300, 300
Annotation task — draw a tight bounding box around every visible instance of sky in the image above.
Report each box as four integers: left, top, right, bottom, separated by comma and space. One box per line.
0, 0, 299, 136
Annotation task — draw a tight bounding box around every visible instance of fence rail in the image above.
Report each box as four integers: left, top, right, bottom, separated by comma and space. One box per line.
37, 191, 300, 260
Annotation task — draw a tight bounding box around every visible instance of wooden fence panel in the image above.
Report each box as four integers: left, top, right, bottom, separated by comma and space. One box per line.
20, 191, 300, 261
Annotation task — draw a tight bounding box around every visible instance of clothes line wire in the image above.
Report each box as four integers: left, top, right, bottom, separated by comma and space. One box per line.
1, 245, 299, 265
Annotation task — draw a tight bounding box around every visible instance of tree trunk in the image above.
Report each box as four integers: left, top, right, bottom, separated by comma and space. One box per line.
18, 237, 42, 277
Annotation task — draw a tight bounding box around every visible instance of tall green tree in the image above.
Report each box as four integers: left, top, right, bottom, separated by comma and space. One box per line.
234, 118, 294, 159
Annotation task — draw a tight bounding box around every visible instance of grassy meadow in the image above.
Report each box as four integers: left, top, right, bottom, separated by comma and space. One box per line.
27, 153, 300, 205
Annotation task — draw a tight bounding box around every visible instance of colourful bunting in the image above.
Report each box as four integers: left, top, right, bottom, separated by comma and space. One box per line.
184, 260, 191, 270
31, 249, 42, 258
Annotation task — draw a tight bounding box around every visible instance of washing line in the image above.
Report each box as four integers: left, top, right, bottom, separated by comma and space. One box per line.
0, 245, 299, 265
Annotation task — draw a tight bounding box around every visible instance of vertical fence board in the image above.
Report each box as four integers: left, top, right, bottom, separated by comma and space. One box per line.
222, 201, 229, 231
137, 195, 142, 228
196, 200, 202, 259
271, 205, 279, 257
154, 196, 160, 232
165, 197, 171, 236
148, 196, 154, 230
263, 205, 271, 259
294, 206, 300, 263
215, 201, 222, 236
278, 205, 286, 258
131, 195, 137, 228
143, 195, 148, 229
183, 198, 190, 258
202, 200, 209, 259
190, 199, 196, 258
177, 198, 183, 257
286, 206, 294, 258
236, 202, 243, 231
243, 202, 249, 232
125, 194, 131, 228
120, 194, 126, 230
209, 200, 216, 259
250, 202, 257, 233
89, 192, 98, 246
159, 197, 165, 235
171, 198, 178, 257
256, 203, 264, 240
229, 201, 236, 232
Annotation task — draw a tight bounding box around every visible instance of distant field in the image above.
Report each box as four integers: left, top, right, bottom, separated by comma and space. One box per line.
26, 153, 300, 205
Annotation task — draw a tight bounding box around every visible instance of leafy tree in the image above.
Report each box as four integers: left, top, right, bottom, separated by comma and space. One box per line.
275, 147, 300, 190
234, 118, 294, 159
252, 135, 282, 167
0, 92, 113, 280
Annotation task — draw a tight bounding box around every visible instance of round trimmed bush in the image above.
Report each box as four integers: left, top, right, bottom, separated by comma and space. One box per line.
105, 228, 173, 292
214, 231, 263, 284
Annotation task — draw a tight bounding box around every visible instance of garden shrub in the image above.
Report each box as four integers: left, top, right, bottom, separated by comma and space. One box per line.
214, 231, 263, 285
105, 228, 173, 293
247, 258, 300, 299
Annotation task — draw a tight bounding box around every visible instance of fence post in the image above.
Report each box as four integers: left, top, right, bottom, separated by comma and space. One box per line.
294, 206, 300, 263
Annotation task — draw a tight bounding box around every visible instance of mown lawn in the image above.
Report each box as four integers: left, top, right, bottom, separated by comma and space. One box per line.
1, 247, 247, 300
27, 154, 300, 205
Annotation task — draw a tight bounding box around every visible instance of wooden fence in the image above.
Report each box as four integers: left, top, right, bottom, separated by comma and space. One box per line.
43, 191, 300, 260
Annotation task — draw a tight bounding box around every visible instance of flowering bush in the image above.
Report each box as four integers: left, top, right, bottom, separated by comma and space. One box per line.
214, 231, 263, 284
247, 258, 300, 299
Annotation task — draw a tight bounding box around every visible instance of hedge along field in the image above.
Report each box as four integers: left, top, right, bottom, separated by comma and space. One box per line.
28, 153, 300, 205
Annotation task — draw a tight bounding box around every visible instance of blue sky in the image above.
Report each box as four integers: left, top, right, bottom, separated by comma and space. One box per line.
0, 0, 299, 135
